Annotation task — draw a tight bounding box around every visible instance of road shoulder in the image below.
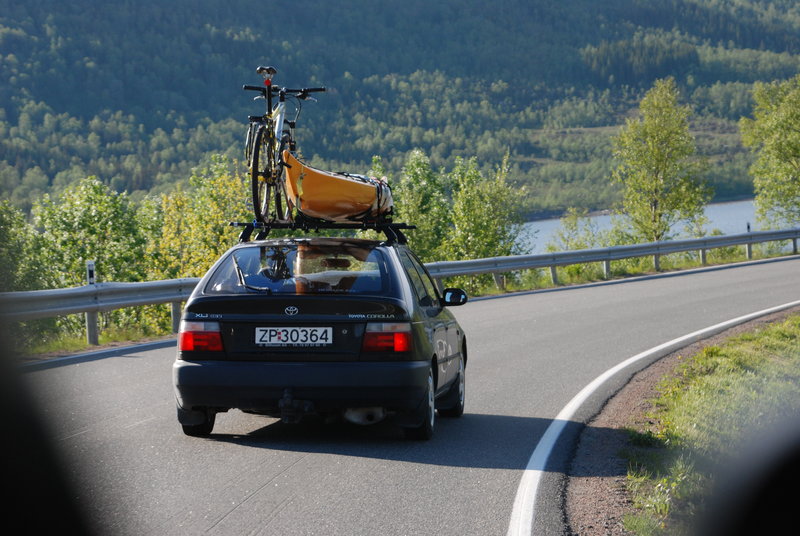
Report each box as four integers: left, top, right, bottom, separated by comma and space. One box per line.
564, 306, 800, 535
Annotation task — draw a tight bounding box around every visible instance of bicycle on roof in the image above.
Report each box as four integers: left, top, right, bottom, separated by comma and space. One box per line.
243, 66, 325, 224
242, 66, 394, 232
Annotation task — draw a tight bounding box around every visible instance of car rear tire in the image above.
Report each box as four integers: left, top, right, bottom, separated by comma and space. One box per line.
181, 410, 216, 437
438, 356, 465, 418
406, 366, 435, 440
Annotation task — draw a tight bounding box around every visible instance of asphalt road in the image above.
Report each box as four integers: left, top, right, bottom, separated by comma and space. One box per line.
14, 257, 800, 535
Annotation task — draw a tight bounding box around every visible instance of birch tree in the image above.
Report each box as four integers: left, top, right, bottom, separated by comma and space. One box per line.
611, 78, 711, 243
393, 149, 451, 261
740, 75, 800, 228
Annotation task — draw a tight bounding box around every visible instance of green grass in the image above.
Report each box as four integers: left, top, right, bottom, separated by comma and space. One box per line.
17, 306, 174, 358
620, 314, 800, 535
22, 324, 173, 357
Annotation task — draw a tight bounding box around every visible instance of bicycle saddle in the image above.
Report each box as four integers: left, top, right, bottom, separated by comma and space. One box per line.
257, 66, 277, 76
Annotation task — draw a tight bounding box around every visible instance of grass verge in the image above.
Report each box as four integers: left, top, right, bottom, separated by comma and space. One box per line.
20, 323, 173, 360
620, 313, 800, 535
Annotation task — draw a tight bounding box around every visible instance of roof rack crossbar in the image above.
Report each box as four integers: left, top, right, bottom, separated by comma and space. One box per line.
229, 219, 416, 244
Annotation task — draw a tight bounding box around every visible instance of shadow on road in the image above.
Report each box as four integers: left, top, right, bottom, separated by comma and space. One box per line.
205, 411, 627, 478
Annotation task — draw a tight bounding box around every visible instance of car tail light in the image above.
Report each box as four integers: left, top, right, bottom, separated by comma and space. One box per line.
179, 321, 224, 352
362, 322, 413, 352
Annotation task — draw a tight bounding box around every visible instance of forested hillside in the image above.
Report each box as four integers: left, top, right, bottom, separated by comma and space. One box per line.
2, 0, 799, 216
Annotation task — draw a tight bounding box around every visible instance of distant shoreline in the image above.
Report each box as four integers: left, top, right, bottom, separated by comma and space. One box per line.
525, 196, 755, 223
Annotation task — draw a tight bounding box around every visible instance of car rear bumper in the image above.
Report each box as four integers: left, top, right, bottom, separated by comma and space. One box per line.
173, 359, 430, 415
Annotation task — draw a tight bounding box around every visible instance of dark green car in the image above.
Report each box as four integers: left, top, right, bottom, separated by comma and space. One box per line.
173, 236, 467, 440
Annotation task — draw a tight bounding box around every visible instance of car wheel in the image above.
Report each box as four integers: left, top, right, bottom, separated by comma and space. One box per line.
181, 410, 216, 437
439, 356, 465, 418
406, 366, 435, 440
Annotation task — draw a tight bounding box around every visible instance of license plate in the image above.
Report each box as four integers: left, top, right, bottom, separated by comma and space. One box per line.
255, 327, 332, 346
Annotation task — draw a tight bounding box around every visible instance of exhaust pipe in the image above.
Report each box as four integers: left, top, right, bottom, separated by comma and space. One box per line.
343, 407, 386, 425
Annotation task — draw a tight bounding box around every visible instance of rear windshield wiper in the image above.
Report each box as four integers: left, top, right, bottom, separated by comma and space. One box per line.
231, 254, 272, 293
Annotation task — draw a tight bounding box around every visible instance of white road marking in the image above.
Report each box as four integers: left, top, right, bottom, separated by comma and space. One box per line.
506, 299, 800, 536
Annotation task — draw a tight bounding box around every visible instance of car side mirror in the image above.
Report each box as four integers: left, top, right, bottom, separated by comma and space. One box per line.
442, 288, 468, 306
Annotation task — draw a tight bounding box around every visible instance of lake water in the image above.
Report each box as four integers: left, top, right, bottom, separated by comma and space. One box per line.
521, 199, 756, 253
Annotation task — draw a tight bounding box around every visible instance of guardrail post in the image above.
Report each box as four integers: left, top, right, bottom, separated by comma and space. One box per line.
603, 260, 611, 279
492, 273, 505, 291
746, 243, 753, 260
700, 248, 707, 266
85, 260, 99, 346
171, 301, 182, 333
653, 254, 660, 271
549, 266, 559, 285
793, 238, 798, 255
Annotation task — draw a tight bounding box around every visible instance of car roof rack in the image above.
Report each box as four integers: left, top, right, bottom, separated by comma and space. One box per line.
230, 219, 416, 245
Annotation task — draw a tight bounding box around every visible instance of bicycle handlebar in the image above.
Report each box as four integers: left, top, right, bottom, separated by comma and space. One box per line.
242, 85, 326, 99
285, 87, 326, 94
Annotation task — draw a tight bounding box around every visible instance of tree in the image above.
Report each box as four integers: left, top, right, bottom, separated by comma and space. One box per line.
142, 156, 250, 280
33, 177, 145, 287
611, 78, 711, 243
28, 177, 147, 339
546, 207, 602, 252
545, 207, 608, 281
393, 149, 451, 261
442, 155, 525, 292
0, 201, 47, 292
739, 75, 800, 228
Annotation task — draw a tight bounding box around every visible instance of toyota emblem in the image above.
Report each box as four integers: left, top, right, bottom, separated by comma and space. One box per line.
285, 306, 299, 316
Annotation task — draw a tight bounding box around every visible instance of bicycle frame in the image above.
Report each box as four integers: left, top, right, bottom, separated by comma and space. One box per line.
264, 87, 291, 167
245, 91, 284, 164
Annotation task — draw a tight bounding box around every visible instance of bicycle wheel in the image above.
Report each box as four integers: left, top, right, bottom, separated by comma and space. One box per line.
244, 122, 258, 164
251, 125, 293, 224
250, 125, 277, 223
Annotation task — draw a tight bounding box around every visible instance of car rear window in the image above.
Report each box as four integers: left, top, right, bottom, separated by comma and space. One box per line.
204, 242, 391, 296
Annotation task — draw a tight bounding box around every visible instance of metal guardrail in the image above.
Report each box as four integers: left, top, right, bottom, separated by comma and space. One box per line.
1, 228, 798, 344
426, 228, 800, 283
0, 278, 200, 344
0, 278, 200, 321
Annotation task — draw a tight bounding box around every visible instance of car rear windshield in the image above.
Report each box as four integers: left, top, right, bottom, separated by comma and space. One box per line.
204, 242, 391, 296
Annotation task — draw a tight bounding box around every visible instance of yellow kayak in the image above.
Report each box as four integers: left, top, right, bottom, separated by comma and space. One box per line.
282, 151, 394, 223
